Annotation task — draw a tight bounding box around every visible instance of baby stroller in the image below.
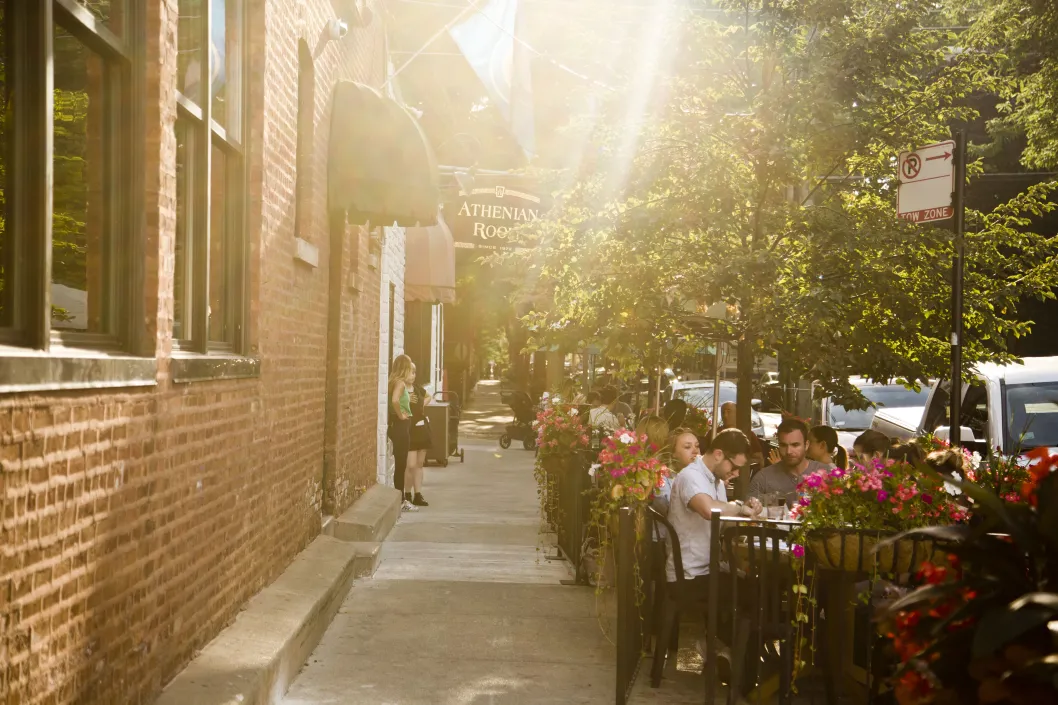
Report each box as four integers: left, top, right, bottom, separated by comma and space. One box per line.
499, 390, 538, 450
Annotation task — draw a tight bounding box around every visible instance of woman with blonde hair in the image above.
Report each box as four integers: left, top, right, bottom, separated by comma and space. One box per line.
388, 355, 416, 511
635, 415, 670, 452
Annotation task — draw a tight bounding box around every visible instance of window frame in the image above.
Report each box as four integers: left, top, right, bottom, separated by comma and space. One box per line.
0, 0, 133, 347
1, 1, 140, 350
293, 39, 315, 244
173, 0, 249, 356
0, 0, 156, 395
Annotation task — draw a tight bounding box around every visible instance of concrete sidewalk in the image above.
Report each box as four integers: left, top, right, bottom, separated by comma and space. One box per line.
457, 378, 512, 441
281, 381, 707, 705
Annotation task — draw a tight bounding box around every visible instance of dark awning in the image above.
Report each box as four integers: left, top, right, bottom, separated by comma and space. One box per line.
328, 81, 439, 227
405, 213, 456, 304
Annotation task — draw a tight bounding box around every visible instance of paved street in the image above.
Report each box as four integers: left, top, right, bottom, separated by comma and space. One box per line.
282, 381, 706, 705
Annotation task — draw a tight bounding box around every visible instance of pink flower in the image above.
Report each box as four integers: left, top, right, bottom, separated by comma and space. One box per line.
877, 490, 889, 502
792, 544, 805, 558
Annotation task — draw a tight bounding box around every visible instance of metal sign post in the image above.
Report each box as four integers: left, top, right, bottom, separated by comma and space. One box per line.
711, 343, 723, 441
949, 130, 967, 446
897, 134, 968, 446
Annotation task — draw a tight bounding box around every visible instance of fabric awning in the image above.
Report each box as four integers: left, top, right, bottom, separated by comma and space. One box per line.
405, 213, 456, 304
328, 81, 439, 227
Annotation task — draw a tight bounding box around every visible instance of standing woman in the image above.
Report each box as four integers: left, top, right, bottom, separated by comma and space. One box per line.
807, 425, 849, 470
406, 374, 432, 507
388, 355, 415, 511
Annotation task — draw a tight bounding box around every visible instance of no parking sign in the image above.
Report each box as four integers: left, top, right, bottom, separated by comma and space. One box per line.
897, 140, 956, 223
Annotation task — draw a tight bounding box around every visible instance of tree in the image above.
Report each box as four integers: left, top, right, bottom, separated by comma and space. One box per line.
517, 0, 1058, 441
967, 0, 1058, 171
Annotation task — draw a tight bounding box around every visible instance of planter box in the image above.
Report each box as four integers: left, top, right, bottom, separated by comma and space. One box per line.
808, 531, 944, 574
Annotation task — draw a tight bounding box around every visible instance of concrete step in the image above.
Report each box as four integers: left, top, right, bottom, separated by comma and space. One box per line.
153, 485, 401, 705
153, 535, 359, 705
351, 541, 382, 578
332, 484, 402, 543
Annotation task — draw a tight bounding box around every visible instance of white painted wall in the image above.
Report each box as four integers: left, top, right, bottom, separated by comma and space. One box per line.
377, 225, 406, 486
431, 304, 444, 397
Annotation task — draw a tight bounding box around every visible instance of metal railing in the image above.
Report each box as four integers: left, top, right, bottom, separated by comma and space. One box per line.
555, 450, 595, 584
616, 506, 654, 705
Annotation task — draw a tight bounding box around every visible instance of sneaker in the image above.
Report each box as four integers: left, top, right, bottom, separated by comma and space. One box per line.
412, 492, 429, 507
401, 499, 418, 512
404, 492, 413, 503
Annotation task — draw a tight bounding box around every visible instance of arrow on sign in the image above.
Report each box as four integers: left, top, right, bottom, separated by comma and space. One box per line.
926, 152, 952, 162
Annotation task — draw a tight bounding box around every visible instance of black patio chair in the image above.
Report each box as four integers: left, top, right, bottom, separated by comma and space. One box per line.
647, 506, 709, 689
718, 516, 796, 705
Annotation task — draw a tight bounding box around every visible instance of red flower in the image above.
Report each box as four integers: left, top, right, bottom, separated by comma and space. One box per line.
896, 669, 935, 703
916, 562, 950, 586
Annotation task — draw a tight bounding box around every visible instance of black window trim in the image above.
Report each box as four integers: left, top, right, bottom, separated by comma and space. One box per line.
173, 0, 250, 360
0, 0, 157, 393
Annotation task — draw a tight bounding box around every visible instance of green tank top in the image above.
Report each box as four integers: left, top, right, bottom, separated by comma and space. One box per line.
399, 388, 412, 417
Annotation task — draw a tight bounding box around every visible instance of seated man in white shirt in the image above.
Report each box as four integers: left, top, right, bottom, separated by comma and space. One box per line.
665, 429, 762, 670
587, 390, 620, 431
666, 428, 762, 583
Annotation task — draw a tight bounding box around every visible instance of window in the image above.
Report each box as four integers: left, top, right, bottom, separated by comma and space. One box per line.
0, 0, 138, 350
293, 40, 315, 241
827, 384, 931, 431
1005, 382, 1058, 452
174, 0, 244, 351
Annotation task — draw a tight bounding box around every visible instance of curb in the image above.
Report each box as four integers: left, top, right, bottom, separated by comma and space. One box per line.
154, 485, 402, 705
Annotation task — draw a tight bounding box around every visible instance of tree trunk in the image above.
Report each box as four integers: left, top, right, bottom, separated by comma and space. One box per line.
735, 335, 756, 500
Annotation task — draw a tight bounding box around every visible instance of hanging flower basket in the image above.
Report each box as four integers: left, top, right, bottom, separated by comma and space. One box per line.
807, 530, 946, 574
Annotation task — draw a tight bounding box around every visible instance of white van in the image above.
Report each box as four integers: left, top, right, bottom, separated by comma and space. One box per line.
879, 357, 1058, 454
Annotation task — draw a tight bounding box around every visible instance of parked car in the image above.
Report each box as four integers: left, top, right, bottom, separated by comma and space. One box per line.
755, 371, 784, 413
666, 379, 767, 439
820, 377, 931, 452
900, 357, 1058, 455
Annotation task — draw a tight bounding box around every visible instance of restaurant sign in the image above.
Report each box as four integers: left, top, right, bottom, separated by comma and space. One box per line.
445, 178, 546, 249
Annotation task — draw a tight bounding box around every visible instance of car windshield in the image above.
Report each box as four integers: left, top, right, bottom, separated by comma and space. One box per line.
828, 384, 930, 431
1005, 382, 1058, 452
676, 385, 737, 411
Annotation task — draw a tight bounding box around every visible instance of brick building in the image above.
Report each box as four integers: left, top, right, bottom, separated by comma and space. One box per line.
0, 1, 444, 703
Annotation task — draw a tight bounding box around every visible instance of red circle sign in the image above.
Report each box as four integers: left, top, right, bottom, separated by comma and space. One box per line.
902, 153, 922, 180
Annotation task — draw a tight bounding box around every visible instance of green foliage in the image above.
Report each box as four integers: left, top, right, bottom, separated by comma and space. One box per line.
515, 0, 1058, 414
964, 0, 1058, 170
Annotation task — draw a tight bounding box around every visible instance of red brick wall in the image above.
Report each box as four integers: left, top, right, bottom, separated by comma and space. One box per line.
0, 1, 389, 703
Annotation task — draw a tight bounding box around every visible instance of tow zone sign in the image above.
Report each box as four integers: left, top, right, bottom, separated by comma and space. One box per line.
897, 140, 955, 223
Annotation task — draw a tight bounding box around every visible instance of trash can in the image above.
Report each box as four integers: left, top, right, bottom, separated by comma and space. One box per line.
425, 402, 451, 467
